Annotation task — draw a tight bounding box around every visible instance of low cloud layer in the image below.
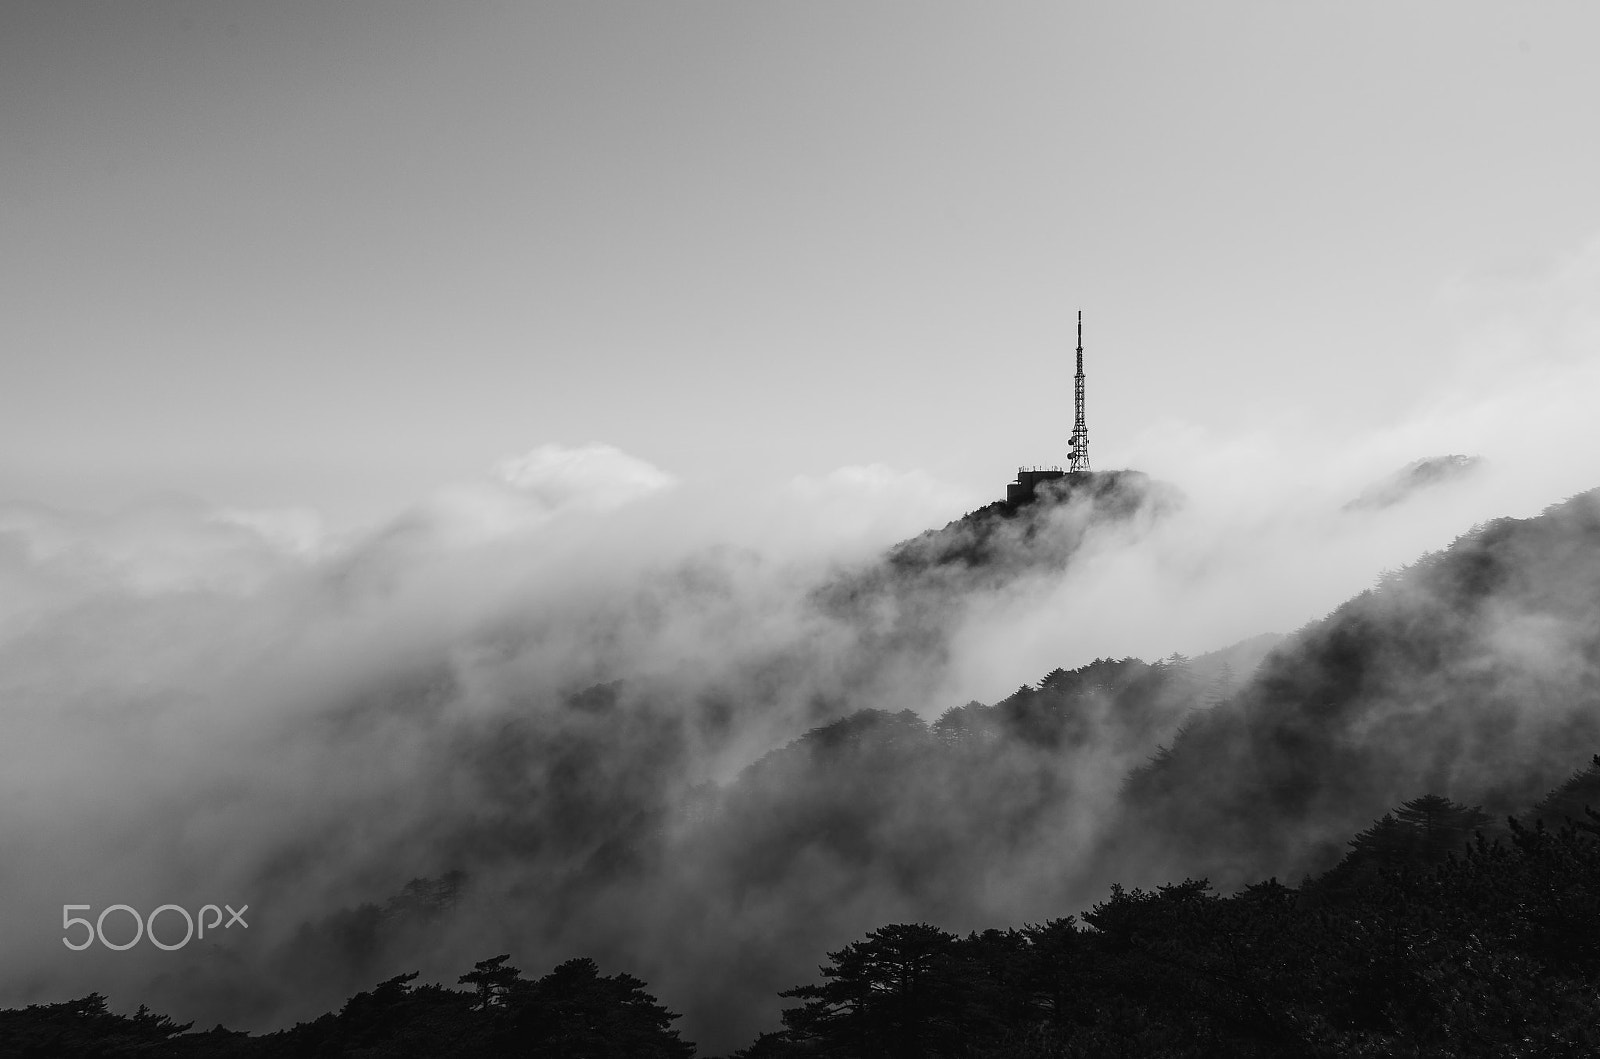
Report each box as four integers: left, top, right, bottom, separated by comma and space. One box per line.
3, 247, 1600, 1051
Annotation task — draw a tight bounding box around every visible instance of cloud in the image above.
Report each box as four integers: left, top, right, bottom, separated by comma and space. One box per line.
209, 507, 327, 557
2, 232, 1600, 1051
371, 443, 680, 550
496, 442, 678, 512
0, 496, 321, 606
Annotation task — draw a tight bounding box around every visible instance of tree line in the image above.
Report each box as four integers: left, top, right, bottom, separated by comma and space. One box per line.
7, 757, 1599, 1057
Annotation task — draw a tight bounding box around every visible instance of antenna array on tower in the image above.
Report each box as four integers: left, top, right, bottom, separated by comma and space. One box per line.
1068, 310, 1090, 473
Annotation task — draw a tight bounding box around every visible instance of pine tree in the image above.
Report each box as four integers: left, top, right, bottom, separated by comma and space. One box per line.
458, 954, 520, 1011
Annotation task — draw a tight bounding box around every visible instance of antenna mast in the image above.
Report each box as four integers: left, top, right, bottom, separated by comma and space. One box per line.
1068, 310, 1090, 472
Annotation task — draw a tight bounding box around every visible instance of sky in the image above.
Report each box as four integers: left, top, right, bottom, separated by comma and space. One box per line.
5, 1, 1599, 530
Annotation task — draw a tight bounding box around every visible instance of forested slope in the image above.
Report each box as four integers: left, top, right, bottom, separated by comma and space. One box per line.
1113, 487, 1600, 890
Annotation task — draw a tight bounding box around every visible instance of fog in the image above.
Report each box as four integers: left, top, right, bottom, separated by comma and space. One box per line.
3, 255, 1600, 1051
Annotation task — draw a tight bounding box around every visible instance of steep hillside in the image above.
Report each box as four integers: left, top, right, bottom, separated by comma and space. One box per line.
810, 469, 1179, 668
1115, 487, 1600, 887
880, 469, 1178, 578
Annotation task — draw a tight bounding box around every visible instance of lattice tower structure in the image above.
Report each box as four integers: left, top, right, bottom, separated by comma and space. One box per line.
1068, 310, 1090, 472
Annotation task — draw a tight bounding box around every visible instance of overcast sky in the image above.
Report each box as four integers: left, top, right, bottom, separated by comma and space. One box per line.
4, 1, 1598, 528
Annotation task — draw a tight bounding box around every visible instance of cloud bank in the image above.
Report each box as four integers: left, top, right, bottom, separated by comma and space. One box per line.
2, 242, 1599, 1050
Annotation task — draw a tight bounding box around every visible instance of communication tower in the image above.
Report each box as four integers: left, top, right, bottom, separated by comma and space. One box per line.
1005, 312, 1093, 505
1068, 310, 1090, 473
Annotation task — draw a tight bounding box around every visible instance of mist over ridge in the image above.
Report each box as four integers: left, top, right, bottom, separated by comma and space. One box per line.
7, 423, 1600, 1052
